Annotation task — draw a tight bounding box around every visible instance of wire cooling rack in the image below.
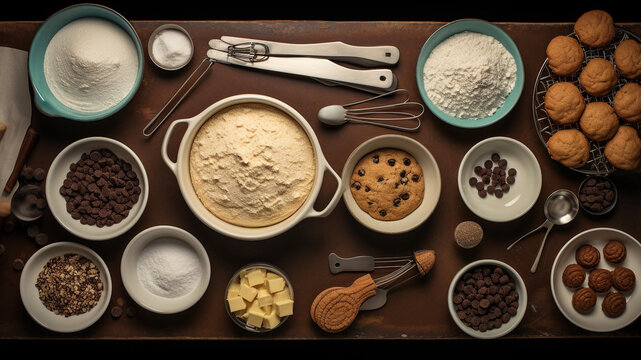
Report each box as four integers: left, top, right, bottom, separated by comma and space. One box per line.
532, 28, 641, 175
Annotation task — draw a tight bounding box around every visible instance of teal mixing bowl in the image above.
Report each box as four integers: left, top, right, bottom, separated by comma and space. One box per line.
28, 3, 144, 121
416, 19, 524, 129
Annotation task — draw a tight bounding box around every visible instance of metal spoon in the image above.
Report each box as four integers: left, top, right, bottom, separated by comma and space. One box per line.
507, 189, 579, 273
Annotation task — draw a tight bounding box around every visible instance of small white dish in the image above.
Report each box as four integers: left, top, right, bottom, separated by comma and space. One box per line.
550, 227, 641, 332
148, 24, 194, 71
19, 241, 112, 333
458, 136, 542, 222
341, 134, 441, 234
45, 136, 149, 241
448, 259, 527, 339
121, 225, 211, 314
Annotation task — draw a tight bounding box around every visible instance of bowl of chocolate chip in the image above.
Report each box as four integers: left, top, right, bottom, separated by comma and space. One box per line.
458, 136, 542, 222
448, 259, 527, 339
45, 136, 149, 241
578, 175, 617, 215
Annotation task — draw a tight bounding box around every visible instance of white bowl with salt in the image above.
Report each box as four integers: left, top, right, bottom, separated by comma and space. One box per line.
121, 225, 211, 314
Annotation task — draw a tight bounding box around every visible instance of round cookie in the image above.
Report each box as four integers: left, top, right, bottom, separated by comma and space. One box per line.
576, 244, 600, 269
602, 291, 627, 318
562, 263, 586, 288
603, 239, 627, 263
574, 10, 615, 48
604, 125, 641, 171
588, 268, 613, 292
613, 82, 641, 122
579, 101, 620, 142
546, 35, 585, 76
579, 58, 618, 97
349, 148, 424, 221
544, 82, 586, 124
612, 266, 636, 292
572, 287, 597, 313
546, 129, 591, 168
614, 39, 641, 79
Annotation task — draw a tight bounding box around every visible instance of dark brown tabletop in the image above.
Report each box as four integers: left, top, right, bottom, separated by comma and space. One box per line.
1, 19, 640, 343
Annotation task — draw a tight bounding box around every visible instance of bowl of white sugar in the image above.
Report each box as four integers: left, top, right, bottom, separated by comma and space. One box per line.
416, 19, 524, 128
121, 226, 211, 314
28, 4, 144, 121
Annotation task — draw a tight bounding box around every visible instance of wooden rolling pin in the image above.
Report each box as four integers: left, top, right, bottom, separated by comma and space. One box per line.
4, 127, 38, 193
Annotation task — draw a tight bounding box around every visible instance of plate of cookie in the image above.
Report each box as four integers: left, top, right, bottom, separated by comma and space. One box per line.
342, 134, 441, 234
457, 136, 542, 222
533, 9, 641, 175
550, 227, 641, 332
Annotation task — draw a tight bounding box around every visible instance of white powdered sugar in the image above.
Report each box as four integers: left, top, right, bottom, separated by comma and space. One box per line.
423, 31, 517, 120
43, 17, 139, 113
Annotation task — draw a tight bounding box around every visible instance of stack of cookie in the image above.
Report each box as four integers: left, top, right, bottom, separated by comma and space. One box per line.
544, 10, 641, 172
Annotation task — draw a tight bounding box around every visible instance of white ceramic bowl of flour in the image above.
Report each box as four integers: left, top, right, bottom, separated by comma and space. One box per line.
121, 226, 211, 314
416, 19, 524, 128
28, 4, 144, 121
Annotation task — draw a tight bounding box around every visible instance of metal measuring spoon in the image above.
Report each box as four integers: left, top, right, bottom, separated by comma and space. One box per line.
507, 189, 579, 273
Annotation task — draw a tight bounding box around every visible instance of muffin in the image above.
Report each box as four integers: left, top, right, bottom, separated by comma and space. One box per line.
547, 129, 591, 168
576, 244, 601, 269
579, 101, 620, 142
604, 125, 641, 171
612, 266, 636, 292
562, 263, 586, 288
603, 239, 626, 263
601, 291, 627, 318
349, 148, 424, 221
546, 35, 585, 76
572, 287, 597, 313
544, 82, 586, 124
587, 268, 613, 292
579, 58, 618, 97
614, 39, 641, 79
613, 82, 641, 122
574, 10, 615, 48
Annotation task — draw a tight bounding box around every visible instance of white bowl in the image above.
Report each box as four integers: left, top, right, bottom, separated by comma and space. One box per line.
550, 227, 641, 332
448, 259, 527, 339
19, 241, 112, 333
161, 94, 343, 241
45, 136, 149, 241
120, 225, 211, 314
458, 136, 542, 222
341, 134, 441, 234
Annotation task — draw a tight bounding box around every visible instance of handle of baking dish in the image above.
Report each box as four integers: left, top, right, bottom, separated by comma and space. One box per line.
304, 154, 343, 218
161, 118, 194, 176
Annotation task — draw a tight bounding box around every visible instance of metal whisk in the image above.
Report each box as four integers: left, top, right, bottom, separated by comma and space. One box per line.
220, 40, 270, 63
317, 89, 424, 132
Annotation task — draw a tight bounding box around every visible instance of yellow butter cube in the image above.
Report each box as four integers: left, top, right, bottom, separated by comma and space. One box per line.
263, 308, 281, 329
265, 276, 286, 294
257, 288, 273, 307
245, 268, 266, 287
274, 299, 294, 317
246, 308, 264, 328
273, 287, 291, 302
227, 295, 246, 313
240, 282, 258, 302
227, 281, 241, 299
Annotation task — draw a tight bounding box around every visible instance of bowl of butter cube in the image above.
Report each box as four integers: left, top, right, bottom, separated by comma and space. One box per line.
225, 262, 294, 332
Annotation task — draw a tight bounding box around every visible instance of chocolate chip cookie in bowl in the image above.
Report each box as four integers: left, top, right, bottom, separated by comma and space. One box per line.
45, 136, 149, 241
341, 134, 441, 234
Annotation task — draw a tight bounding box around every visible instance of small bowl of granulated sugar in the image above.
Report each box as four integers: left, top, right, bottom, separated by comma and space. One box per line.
416, 19, 524, 129
148, 24, 194, 71
120, 225, 211, 314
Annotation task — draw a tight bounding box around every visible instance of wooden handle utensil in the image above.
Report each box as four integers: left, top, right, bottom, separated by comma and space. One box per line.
4, 127, 38, 193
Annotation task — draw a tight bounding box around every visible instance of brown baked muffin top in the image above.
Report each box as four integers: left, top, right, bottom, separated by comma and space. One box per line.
546, 129, 591, 169
574, 10, 615, 48
588, 268, 613, 293
602, 291, 627, 318
546, 35, 585, 76
576, 244, 601, 269
612, 266, 636, 292
603, 239, 627, 263
544, 82, 585, 125
604, 126, 641, 171
579, 101, 620, 143
579, 58, 617, 97
613, 82, 641, 122
614, 39, 641, 79
572, 287, 597, 313
562, 263, 586, 288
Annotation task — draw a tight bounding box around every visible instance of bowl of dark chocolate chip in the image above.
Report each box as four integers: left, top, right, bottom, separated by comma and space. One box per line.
578, 176, 617, 216
45, 136, 149, 240
448, 259, 527, 339
341, 134, 441, 234
458, 136, 542, 222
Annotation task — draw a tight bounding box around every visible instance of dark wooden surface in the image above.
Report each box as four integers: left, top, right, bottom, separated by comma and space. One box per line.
1, 17, 640, 348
